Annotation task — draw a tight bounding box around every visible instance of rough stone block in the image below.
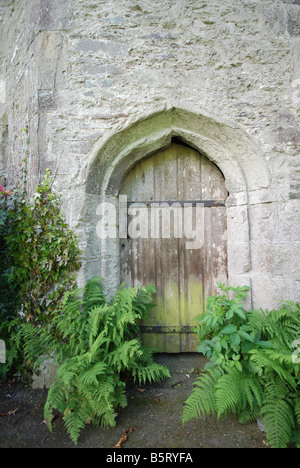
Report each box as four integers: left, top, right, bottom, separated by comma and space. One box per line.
32, 359, 58, 390
251, 275, 298, 310
39, 0, 72, 30
0, 80, 5, 104
228, 242, 251, 275
76, 38, 128, 57
32, 31, 68, 90
250, 242, 273, 275
227, 205, 250, 244
38, 90, 58, 111
249, 204, 276, 243
275, 200, 300, 242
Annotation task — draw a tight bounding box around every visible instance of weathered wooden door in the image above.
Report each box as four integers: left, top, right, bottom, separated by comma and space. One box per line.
120, 142, 228, 352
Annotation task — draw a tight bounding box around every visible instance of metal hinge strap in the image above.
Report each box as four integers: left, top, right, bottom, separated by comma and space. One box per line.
139, 325, 196, 334
127, 200, 226, 208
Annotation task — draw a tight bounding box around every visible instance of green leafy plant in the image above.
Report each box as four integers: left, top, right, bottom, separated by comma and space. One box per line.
196, 283, 256, 371
0, 185, 21, 378
0, 160, 82, 378
5, 169, 82, 322
183, 286, 300, 449
0, 184, 18, 320
20, 278, 171, 445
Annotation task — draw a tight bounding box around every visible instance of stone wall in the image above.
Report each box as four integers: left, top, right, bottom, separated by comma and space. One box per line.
0, 0, 299, 309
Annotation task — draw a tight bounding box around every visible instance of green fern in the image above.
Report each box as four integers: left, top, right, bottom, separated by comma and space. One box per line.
183, 289, 300, 449
237, 405, 261, 424
131, 361, 172, 385
23, 278, 170, 445
295, 394, 300, 426
182, 367, 223, 424
261, 377, 295, 450
215, 367, 264, 417
82, 276, 107, 311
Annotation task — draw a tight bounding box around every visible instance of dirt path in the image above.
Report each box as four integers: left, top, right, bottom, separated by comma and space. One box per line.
0, 354, 268, 449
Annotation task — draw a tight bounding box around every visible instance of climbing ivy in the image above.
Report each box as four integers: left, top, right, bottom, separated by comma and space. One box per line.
0, 184, 18, 323
5, 169, 82, 322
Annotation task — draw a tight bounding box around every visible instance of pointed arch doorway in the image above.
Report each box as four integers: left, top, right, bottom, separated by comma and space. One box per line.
82, 106, 271, 352
120, 140, 228, 352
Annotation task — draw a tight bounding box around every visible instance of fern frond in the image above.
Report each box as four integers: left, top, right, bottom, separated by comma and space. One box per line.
94, 375, 118, 401
52, 289, 90, 355
182, 367, 223, 424
99, 407, 117, 429
260, 377, 295, 448
88, 330, 111, 360
112, 286, 140, 339
83, 277, 107, 312
107, 339, 142, 372
132, 362, 171, 385
44, 379, 68, 431
88, 303, 110, 347
21, 324, 43, 362
247, 308, 268, 338
247, 305, 300, 349
294, 394, 300, 426
215, 367, 264, 417
273, 302, 300, 327
133, 284, 157, 319
263, 376, 289, 400
250, 349, 296, 389
262, 398, 295, 448
262, 346, 295, 367
77, 361, 107, 387
116, 308, 139, 334
63, 407, 87, 445
113, 381, 128, 409
291, 428, 300, 448
238, 405, 261, 424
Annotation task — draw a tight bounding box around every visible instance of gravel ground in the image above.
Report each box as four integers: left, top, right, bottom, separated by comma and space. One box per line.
0, 354, 268, 449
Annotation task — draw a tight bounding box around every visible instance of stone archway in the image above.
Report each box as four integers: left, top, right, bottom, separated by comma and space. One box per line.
81, 106, 271, 304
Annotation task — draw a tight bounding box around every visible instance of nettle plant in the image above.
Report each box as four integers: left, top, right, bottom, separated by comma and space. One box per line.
196, 283, 265, 371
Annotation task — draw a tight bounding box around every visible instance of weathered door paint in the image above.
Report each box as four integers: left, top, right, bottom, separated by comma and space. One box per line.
120, 142, 228, 352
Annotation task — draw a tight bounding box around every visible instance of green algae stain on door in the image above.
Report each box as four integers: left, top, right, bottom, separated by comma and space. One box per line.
120, 142, 228, 352
140, 278, 204, 353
